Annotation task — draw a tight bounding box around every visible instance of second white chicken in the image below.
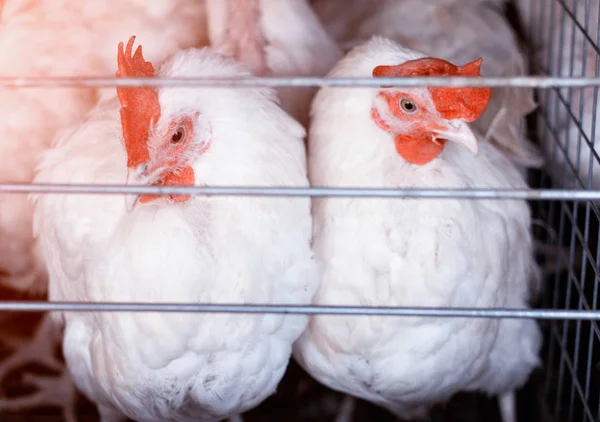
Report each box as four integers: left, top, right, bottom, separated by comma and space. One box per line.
293, 36, 541, 422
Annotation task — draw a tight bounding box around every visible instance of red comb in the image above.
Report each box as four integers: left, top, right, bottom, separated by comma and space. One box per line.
116, 36, 160, 168
373, 57, 491, 122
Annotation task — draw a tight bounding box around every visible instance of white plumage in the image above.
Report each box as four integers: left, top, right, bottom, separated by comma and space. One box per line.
0, 2, 207, 417
310, 0, 542, 171
0, 1, 339, 418
32, 41, 318, 421
206, 0, 342, 127
0, 0, 208, 294
293, 36, 541, 422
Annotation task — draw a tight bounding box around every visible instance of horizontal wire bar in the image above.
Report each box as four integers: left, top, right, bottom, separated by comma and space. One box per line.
4, 183, 600, 200
2, 76, 600, 89
538, 101, 600, 218
1, 302, 600, 319
553, 86, 600, 167
562, 204, 600, 281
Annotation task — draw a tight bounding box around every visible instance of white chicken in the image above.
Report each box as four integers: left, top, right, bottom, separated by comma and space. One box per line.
205, 0, 342, 127
0, 1, 207, 418
31, 36, 317, 422
0, 1, 339, 418
0, 0, 208, 295
293, 36, 542, 422
310, 0, 542, 171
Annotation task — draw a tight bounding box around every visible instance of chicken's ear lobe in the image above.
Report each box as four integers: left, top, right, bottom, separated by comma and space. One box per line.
458, 58, 484, 77
116, 36, 160, 169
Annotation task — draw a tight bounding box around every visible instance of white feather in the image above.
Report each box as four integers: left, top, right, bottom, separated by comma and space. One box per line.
32, 48, 319, 421
205, 0, 342, 127
310, 0, 542, 171
293, 36, 541, 419
0, 0, 208, 294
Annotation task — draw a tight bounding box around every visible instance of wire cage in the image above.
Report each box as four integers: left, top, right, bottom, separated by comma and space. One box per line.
523, 0, 600, 421
0, 0, 599, 421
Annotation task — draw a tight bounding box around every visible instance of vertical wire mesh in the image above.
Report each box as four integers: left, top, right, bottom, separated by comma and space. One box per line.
529, 0, 600, 421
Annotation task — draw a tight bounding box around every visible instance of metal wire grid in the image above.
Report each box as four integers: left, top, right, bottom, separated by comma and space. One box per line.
525, 0, 600, 421
0, 0, 597, 421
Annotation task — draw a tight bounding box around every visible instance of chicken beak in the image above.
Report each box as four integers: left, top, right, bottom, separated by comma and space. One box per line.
433, 119, 479, 155
125, 163, 149, 212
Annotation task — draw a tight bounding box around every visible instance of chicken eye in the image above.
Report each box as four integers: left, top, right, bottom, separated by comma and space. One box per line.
400, 98, 417, 114
170, 126, 186, 144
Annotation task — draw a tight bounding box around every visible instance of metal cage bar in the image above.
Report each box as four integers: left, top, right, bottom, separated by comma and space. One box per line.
529, 0, 600, 420
0, 1, 599, 421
